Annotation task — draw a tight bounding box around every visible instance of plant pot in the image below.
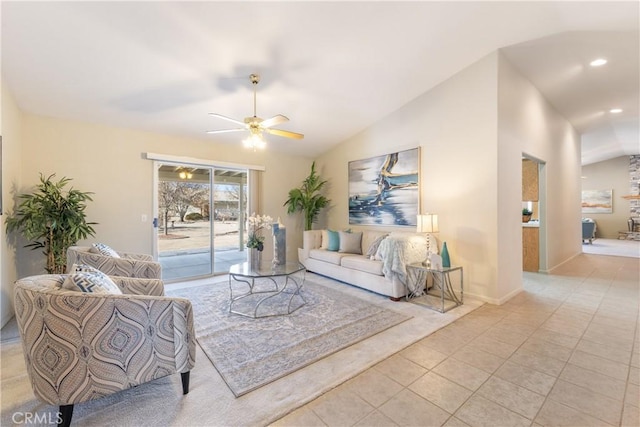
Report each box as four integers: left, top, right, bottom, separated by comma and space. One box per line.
247, 248, 262, 270
522, 214, 532, 223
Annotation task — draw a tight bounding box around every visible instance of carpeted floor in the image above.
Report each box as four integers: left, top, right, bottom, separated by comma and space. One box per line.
170, 279, 411, 397
582, 238, 640, 258
1, 273, 483, 426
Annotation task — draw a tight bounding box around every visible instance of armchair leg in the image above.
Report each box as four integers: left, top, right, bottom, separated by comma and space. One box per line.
181, 371, 190, 394
58, 404, 73, 427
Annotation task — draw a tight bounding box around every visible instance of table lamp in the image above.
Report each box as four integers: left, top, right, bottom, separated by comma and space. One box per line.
417, 214, 439, 266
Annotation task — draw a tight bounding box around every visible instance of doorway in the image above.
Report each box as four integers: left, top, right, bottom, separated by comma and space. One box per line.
522, 155, 547, 272
154, 163, 248, 282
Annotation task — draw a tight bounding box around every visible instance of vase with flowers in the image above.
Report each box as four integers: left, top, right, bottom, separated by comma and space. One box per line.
246, 213, 273, 268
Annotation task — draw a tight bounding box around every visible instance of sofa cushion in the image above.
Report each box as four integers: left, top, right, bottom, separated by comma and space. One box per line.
309, 248, 344, 265
339, 230, 362, 254
327, 230, 340, 251
341, 255, 384, 276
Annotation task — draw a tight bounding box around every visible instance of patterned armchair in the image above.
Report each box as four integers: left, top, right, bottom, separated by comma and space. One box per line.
66, 246, 162, 279
14, 274, 195, 427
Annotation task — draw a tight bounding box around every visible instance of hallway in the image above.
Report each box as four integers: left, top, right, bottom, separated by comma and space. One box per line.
274, 253, 640, 426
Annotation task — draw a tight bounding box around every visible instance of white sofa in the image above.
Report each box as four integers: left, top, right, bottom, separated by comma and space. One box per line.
298, 229, 435, 300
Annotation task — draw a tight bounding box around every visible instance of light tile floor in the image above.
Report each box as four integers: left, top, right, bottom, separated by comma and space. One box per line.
273, 254, 640, 427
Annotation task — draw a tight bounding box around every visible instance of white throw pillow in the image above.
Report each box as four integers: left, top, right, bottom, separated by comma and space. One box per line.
63, 264, 122, 294
320, 230, 329, 250
90, 243, 121, 258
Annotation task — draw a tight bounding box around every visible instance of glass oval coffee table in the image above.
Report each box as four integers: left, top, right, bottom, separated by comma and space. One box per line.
228, 261, 307, 318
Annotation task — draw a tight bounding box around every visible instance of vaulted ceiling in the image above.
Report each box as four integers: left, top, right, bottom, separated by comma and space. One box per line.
2, 2, 638, 164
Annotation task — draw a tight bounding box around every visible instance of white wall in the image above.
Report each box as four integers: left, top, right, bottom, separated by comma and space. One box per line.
1, 80, 23, 328
315, 51, 582, 304
498, 53, 582, 273
316, 52, 502, 302
581, 156, 632, 238
12, 113, 313, 280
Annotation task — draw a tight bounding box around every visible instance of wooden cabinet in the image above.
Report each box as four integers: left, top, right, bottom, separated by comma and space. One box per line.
522, 159, 539, 201
523, 227, 539, 272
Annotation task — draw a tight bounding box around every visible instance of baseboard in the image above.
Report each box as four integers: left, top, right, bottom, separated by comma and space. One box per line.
540, 251, 581, 274
464, 286, 524, 306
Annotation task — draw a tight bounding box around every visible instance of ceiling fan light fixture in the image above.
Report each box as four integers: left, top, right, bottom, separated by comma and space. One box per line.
207, 73, 304, 145
178, 169, 193, 179
243, 133, 266, 151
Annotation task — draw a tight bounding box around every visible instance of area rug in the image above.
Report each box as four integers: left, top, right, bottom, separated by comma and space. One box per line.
167, 279, 411, 397
1, 273, 484, 427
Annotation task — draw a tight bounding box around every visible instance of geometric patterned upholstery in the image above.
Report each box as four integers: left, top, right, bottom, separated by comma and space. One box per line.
66, 246, 162, 279
13, 274, 195, 415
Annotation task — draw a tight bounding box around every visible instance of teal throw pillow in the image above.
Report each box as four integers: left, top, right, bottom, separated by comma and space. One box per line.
327, 230, 340, 251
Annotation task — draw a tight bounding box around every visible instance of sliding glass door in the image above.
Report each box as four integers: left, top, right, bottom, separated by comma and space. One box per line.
211, 168, 248, 273
155, 162, 248, 282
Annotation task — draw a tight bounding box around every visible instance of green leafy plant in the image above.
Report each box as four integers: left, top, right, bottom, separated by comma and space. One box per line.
283, 161, 330, 231
522, 208, 533, 216
6, 173, 97, 274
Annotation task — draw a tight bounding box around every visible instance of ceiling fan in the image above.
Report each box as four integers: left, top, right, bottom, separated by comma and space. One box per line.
206, 74, 304, 147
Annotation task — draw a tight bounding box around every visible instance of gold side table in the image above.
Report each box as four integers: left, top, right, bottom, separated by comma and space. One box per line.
405, 263, 463, 313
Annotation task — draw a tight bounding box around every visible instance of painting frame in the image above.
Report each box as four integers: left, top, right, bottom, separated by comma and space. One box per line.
581, 189, 613, 214
348, 147, 420, 227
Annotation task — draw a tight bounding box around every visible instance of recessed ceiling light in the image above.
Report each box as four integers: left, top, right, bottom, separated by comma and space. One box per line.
590, 58, 607, 67
610, 108, 623, 113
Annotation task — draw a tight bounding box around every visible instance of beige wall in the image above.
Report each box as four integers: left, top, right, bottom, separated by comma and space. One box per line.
582, 156, 632, 238
1, 49, 584, 317
1, 80, 24, 327
498, 53, 582, 275
316, 53, 502, 302
315, 51, 582, 304
11, 113, 312, 282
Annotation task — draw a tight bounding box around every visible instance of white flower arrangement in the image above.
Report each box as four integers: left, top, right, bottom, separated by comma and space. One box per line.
246, 213, 273, 251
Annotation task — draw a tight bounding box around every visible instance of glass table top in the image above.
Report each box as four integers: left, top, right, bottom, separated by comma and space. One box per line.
229, 261, 305, 278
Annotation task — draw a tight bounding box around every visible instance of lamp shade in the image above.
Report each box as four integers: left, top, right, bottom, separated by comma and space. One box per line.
417, 214, 439, 233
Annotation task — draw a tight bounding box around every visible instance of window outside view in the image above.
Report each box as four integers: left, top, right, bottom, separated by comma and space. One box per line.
157, 166, 248, 281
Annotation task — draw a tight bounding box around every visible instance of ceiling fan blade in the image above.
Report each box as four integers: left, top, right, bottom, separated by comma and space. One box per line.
260, 114, 289, 129
265, 128, 304, 139
206, 128, 246, 134
208, 113, 247, 127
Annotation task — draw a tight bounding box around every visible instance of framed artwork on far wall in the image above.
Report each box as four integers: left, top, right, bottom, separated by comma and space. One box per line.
582, 189, 613, 214
348, 147, 420, 226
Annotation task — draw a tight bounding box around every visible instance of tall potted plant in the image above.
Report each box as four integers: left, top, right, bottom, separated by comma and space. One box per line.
283, 161, 330, 230
6, 173, 97, 274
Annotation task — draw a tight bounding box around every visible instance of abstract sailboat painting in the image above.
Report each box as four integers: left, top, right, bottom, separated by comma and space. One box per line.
348, 147, 420, 226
